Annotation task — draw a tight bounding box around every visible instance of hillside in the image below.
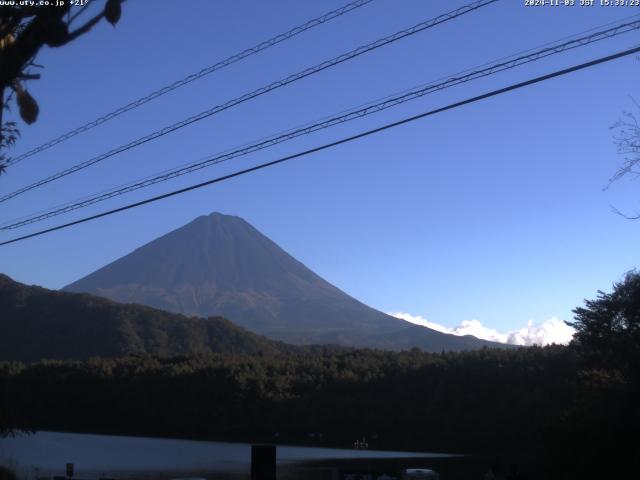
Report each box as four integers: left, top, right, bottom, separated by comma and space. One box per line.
0, 274, 288, 361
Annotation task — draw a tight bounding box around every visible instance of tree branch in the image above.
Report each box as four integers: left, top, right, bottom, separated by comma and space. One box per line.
0, 86, 5, 146
68, 4, 92, 26
16, 73, 40, 80
611, 204, 640, 220
66, 10, 105, 42
0, 12, 63, 89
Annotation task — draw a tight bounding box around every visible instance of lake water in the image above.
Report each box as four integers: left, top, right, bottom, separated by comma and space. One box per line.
0, 431, 451, 478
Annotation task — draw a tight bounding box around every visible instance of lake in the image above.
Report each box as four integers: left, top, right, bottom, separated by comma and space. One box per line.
0, 431, 452, 479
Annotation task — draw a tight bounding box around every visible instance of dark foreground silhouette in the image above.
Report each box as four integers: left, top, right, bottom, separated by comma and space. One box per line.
2, 273, 640, 479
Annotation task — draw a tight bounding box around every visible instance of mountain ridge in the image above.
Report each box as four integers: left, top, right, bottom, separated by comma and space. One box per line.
0, 273, 291, 361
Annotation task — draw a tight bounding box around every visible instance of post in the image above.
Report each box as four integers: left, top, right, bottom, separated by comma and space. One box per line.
251, 444, 276, 480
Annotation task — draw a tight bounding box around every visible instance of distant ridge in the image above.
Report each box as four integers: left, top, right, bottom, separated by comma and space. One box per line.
0, 274, 289, 361
64, 212, 508, 351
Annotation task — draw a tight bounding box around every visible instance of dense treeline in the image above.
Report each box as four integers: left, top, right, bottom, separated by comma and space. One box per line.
0, 344, 635, 478
0, 346, 575, 449
2, 273, 640, 479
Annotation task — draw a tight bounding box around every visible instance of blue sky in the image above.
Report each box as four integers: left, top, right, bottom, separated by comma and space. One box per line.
1, 0, 639, 340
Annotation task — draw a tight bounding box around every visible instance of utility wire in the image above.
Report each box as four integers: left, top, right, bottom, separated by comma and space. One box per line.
0, 0, 499, 204
5, 0, 376, 167
2, 17, 639, 231
1, 44, 638, 247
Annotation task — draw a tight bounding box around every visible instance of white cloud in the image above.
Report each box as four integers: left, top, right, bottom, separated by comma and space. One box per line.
505, 317, 575, 346
390, 312, 453, 334
388, 312, 575, 346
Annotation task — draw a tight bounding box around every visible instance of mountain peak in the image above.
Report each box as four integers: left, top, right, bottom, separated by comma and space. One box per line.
64, 214, 506, 351
208, 211, 237, 219
195, 211, 245, 223
65, 212, 329, 317
183, 211, 252, 231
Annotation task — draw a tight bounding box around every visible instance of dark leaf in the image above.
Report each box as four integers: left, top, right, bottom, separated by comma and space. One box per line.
44, 17, 69, 47
104, 0, 122, 27
17, 90, 39, 125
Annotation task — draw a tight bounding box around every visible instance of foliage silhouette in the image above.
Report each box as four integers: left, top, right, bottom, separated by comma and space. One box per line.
1, 273, 639, 478
0, 1, 123, 169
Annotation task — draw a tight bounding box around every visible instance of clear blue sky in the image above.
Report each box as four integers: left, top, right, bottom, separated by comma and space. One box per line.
1, 0, 639, 335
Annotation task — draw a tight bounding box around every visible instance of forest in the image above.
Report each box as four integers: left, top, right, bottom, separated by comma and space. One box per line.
0, 274, 294, 361
1, 272, 639, 479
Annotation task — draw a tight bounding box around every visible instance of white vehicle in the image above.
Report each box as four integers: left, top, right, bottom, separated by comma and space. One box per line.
401, 468, 440, 480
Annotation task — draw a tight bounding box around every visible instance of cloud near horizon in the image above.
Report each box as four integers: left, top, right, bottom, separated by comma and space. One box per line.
389, 312, 575, 346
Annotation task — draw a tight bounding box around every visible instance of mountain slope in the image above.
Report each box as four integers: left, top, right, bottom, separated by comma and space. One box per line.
64, 212, 507, 351
0, 274, 288, 361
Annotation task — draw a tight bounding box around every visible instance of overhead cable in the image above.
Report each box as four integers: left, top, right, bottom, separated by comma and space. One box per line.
2, 44, 638, 246
0, 0, 499, 203
3, 17, 638, 230
5, 0, 377, 166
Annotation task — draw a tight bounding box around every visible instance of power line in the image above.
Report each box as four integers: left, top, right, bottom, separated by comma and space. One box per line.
5, 0, 376, 167
2, 44, 638, 247
2, 17, 639, 231
0, 0, 499, 204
